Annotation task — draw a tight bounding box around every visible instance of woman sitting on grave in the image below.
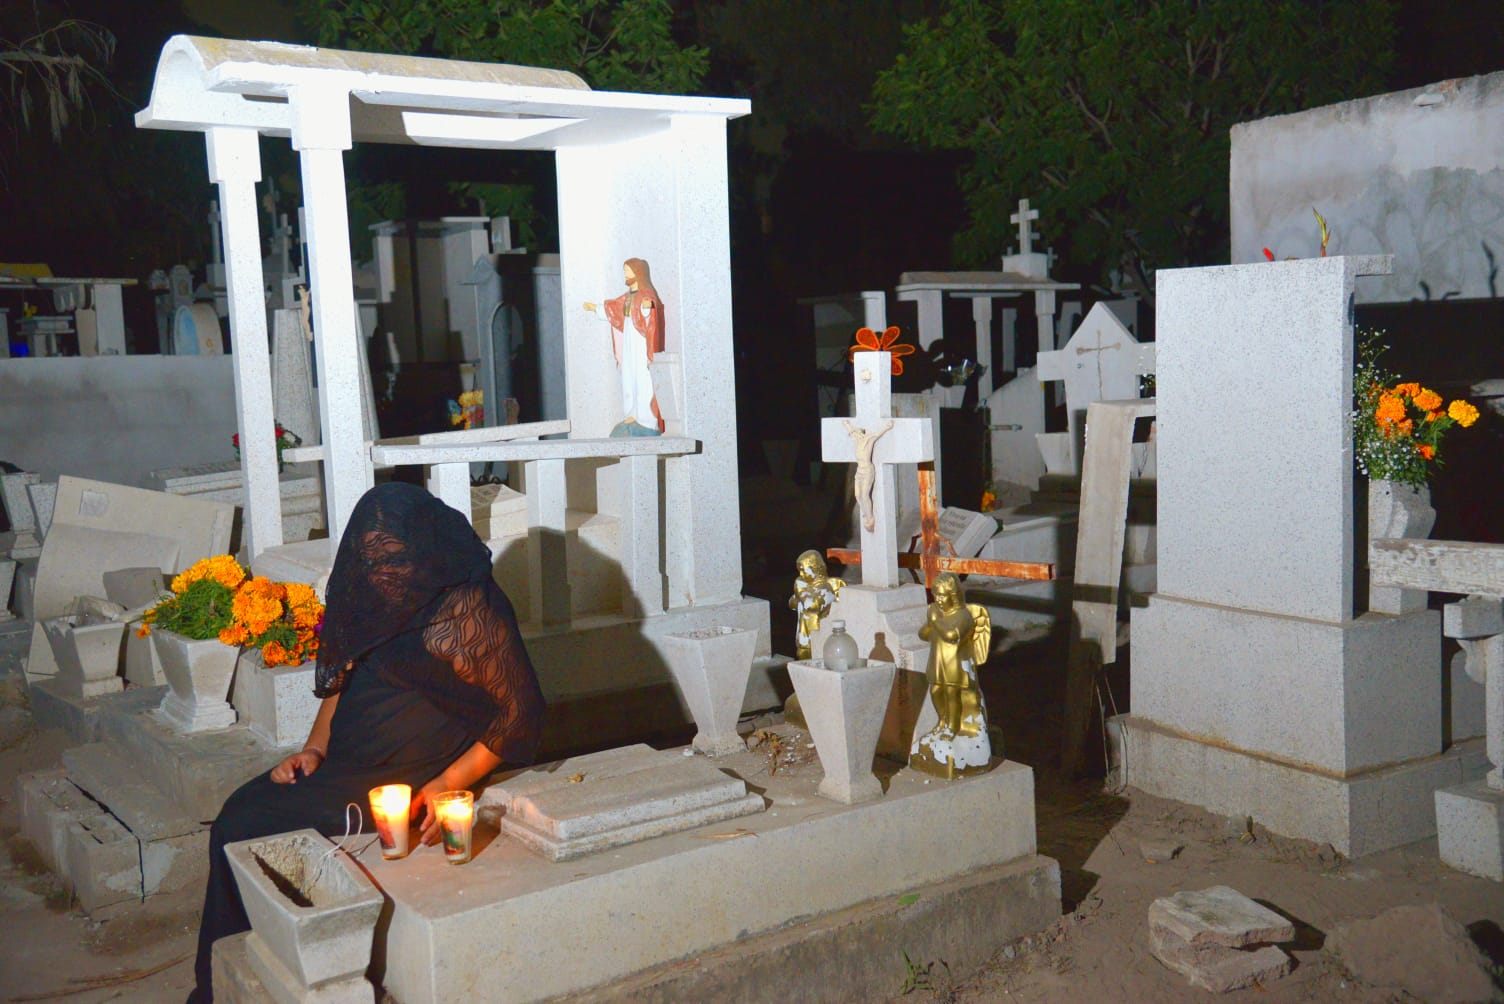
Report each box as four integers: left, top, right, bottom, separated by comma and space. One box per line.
187, 481, 546, 1003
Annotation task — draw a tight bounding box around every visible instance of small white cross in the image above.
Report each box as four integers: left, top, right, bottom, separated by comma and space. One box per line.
1010, 198, 1040, 256
821, 351, 934, 588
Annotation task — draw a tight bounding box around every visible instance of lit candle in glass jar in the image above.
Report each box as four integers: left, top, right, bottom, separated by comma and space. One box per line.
433, 790, 475, 864
368, 784, 412, 859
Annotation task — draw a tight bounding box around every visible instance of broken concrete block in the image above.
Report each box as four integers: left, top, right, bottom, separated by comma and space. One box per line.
1148, 885, 1294, 948
1148, 922, 1292, 993
1328, 903, 1501, 1004
63, 809, 141, 912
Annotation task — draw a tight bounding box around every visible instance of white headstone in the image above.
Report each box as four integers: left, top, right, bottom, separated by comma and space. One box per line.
1036, 303, 1155, 476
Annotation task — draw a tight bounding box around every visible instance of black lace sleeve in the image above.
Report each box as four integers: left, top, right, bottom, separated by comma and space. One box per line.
424, 581, 545, 764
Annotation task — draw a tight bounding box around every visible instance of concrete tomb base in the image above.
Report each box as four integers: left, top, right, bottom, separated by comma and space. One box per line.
342, 733, 1054, 1004
1116, 714, 1489, 858
1435, 779, 1504, 881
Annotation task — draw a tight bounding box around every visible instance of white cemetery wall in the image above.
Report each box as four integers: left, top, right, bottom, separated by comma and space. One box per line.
1230, 70, 1504, 303
0, 356, 236, 487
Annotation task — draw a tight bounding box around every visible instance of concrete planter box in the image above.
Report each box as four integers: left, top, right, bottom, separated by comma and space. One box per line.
42, 614, 125, 697
152, 628, 238, 732
662, 626, 758, 756
789, 658, 897, 804
225, 829, 383, 994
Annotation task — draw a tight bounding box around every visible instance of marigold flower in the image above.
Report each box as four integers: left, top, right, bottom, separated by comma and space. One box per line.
1448, 399, 1480, 428
1394, 382, 1421, 398
1417, 444, 1436, 460
1374, 393, 1406, 427
1413, 388, 1442, 412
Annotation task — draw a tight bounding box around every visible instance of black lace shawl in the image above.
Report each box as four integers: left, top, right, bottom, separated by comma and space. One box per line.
314, 482, 545, 763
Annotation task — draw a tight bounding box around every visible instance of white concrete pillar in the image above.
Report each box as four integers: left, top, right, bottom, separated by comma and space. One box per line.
620, 453, 664, 616
426, 463, 471, 524
907, 288, 944, 351
970, 295, 995, 401
91, 283, 127, 355
525, 458, 570, 626
206, 126, 283, 559
290, 87, 371, 546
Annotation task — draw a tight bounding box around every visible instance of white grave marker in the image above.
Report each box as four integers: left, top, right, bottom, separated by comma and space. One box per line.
1036, 303, 1155, 476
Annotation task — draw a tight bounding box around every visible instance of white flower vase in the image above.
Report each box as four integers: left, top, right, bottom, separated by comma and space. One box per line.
662, 626, 758, 756
153, 629, 239, 732
224, 829, 383, 997
42, 615, 125, 698
788, 657, 897, 804
1368, 478, 1435, 614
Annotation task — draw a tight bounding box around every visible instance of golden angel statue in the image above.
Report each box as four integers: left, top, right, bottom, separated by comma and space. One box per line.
910, 572, 995, 779
788, 549, 846, 661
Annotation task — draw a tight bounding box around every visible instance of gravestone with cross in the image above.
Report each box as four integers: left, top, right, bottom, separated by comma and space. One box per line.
1003, 197, 1050, 281
1036, 302, 1156, 476
820, 351, 935, 588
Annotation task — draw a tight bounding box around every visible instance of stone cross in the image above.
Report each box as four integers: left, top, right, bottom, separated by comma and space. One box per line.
821, 351, 934, 588
1011, 199, 1040, 256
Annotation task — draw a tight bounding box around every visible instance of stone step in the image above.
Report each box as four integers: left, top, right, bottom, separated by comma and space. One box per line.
94, 704, 289, 822
17, 768, 93, 873
62, 742, 204, 840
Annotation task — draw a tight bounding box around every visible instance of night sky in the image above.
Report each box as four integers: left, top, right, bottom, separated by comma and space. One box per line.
1, 0, 1500, 467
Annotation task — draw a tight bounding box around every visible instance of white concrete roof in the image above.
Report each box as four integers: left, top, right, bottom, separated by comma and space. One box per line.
136, 35, 749, 149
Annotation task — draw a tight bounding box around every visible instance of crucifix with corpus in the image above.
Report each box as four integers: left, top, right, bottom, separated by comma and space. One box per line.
822, 350, 1055, 591
820, 350, 934, 589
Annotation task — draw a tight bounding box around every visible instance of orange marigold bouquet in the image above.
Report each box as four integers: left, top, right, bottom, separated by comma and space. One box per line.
1353, 330, 1479, 489
137, 556, 324, 667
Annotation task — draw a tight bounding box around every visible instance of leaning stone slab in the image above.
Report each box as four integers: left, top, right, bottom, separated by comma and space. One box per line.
495, 749, 765, 862
1148, 922, 1292, 993
1148, 886, 1294, 948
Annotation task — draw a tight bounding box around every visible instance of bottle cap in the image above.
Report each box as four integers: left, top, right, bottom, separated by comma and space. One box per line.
830, 620, 845, 631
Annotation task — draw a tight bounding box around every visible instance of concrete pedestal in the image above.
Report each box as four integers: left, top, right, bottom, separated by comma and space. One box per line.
1116, 715, 1489, 858
1436, 780, 1504, 881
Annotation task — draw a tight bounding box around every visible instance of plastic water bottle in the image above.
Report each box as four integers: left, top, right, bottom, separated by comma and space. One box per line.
821, 620, 858, 671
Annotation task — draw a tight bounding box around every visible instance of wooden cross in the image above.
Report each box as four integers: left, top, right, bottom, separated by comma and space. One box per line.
1011, 198, 1040, 256
820, 350, 934, 588
828, 466, 1055, 590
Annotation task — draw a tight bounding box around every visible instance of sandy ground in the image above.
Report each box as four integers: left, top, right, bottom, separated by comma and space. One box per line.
1, 475, 1501, 1002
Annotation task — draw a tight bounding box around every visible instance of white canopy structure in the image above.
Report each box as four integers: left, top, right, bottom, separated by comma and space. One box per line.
137, 36, 751, 622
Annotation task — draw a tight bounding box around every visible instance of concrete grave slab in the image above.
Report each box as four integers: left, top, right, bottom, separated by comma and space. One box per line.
495, 747, 765, 861
26, 476, 233, 683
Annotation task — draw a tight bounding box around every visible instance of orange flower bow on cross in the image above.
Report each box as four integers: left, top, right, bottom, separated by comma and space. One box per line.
849, 326, 916, 376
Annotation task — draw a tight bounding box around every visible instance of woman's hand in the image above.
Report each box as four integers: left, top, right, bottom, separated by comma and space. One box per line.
412, 776, 450, 846
270, 747, 325, 784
